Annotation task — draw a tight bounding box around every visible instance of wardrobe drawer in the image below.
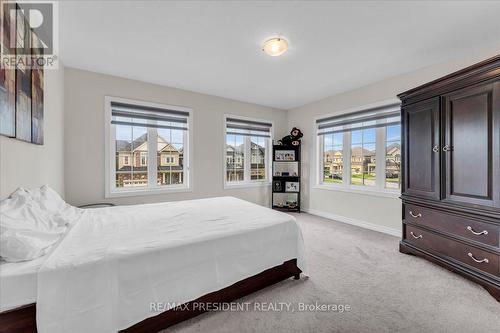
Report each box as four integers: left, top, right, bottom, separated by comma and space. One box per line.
404, 204, 499, 248
405, 225, 500, 277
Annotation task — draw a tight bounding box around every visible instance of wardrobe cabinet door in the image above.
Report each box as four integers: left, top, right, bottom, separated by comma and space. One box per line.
403, 97, 441, 200
442, 82, 500, 208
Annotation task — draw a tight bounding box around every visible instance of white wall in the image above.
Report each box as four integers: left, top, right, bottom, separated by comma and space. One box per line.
288, 47, 500, 233
0, 65, 65, 200
64, 68, 288, 207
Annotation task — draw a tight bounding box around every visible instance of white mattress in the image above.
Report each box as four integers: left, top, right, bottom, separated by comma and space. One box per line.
0, 256, 45, 311
36, 197, 306, 333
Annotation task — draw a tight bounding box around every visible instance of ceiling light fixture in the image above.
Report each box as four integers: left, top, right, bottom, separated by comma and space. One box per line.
262, 37, 288, 57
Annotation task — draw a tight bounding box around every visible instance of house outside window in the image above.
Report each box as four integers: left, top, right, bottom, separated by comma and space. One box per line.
105, 96, 192, 197
317, 102, 401, 195
224, 115, 273, 187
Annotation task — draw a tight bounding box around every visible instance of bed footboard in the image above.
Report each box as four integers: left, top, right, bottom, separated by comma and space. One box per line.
122, 258, 302, 333
0, 259, 302, 333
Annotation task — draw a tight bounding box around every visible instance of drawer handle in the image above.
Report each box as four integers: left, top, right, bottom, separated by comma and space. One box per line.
410, 232, 422, 239
409, 211, 422, 218
467, 252, 489, 264
466, 226, 488, 236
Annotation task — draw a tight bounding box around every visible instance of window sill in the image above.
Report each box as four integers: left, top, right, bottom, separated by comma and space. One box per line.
105, 185, 192, 198
224, 181, 271, 190
313, 184, 401, 199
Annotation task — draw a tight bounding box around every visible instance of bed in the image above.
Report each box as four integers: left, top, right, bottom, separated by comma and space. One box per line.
0, 196, 306, 333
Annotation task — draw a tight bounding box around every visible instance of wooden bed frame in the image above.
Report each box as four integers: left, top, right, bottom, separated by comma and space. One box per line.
0, 259, 301, 333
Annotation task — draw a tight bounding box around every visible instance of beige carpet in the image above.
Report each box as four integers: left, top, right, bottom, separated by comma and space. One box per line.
164, 213, 500, 333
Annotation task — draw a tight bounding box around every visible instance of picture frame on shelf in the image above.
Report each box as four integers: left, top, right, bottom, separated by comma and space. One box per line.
275, 150, 295, 161
285, 182, 299, 192
273, 181, 282, 192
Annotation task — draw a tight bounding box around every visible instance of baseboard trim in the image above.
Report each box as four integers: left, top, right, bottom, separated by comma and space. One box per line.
302, 208, 401, 237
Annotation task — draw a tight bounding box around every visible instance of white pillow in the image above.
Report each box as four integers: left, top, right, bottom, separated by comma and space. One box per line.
0, 194, 66, 262
13, 185, 83, 226
0, 229, 62, 262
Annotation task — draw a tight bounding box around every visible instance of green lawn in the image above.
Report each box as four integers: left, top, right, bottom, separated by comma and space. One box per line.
324, 173, 399, 187
323, 177, 343, 184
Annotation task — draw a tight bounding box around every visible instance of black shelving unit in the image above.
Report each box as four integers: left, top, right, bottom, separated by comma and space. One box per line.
271, 144, 301, 212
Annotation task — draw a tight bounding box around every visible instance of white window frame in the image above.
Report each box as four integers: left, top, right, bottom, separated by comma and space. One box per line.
140, 152, 148, 166
223, 114, 273, 189
314, 99, 401, 198
104, 96, 193, 198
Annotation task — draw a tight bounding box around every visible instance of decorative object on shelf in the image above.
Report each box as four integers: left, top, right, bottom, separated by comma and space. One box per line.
292, 172, 298, 177
281, 171, 290, 177
274, 171, 281, 176
275, 150, 295, 161
273, 181, 282, 192
285, 182, 299, 192
287, 201, 298, 209
278, 127, 303, 146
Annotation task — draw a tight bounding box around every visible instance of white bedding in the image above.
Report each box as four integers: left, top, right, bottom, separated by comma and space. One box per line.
0, 256, 46, 311
36, 197, 306, 333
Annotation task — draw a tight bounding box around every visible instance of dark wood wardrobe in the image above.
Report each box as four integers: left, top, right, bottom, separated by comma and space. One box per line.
398, 55, 500, 301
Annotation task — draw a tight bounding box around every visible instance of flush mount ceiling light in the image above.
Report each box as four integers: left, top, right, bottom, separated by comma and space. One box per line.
262, 37, 288, 57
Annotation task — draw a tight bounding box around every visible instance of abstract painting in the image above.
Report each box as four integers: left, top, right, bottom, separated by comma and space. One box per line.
31, 32, 44, 144
15, 7, 32, 142
0, 1, 16, 137
0, 3, 44, 144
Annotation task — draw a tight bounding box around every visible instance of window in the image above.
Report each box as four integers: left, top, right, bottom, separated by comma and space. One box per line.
140, 152, 148, 166
385, 124, 401, 189
105, 97, 192, 197
316, 102, 401, 193
322, 132, 343, 184
224, 116, 272, 186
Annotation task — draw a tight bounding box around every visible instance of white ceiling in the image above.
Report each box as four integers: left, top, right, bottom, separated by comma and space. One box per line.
59, 1, 500, 109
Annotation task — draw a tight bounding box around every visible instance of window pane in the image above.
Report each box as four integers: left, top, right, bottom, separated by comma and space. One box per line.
333, 132, 343, 145
226, 134, 245, 182
363, 143, 376, 187
387, 124, 400, 142
351, 130, 362, 144
324, 133, 343, 184
363, 128, 376, 143
386, 124, 401, 189
157, 127, 184, 186
351, 142, 363, 185
115, 122, 148, 188
251, 136, 266, 180
351, 129, 375, 187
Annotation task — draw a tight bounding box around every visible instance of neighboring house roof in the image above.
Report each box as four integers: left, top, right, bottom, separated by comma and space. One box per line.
351, 146, 375, 156
387, 143, 401, 156
325, 149, 343, 155
325, 147, 374, 156
116, 133, 147, 152
116, 134, 181, 153
226, 142, 265, 154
